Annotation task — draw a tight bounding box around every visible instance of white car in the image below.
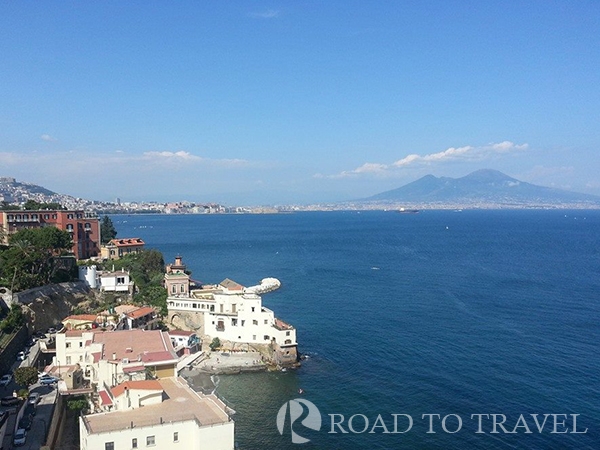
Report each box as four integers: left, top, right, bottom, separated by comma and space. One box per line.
0, 374, 11, 386
13, 427, 27, 446
16, 351, 26, 361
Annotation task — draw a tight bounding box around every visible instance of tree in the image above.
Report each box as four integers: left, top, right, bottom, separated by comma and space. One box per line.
13, 367, 38, 388
0, 304, 24, 333
100, 216, 117, 244
67, 395, 88, 412
209, 337, 221, 351
0, 227, 73, 291
23, 200, 64, 210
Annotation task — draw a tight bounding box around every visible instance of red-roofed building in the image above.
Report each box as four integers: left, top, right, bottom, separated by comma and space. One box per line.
57, 328, 179, 389
62, 314, 99, 330
0, 209, 100, 260
101, 238, 145, 259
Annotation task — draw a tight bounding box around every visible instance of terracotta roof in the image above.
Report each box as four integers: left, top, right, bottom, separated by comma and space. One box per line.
108, 238, 145, 247
93, 329, 177, 364
65, 330, 86, 337
122, 364, 145, 373
168, 330, 195, 336
220, 278, 244, 290
98, 390, 112, 406
126, 306, 155, 319
64, 314, 97, 323
111, 380, 162, 398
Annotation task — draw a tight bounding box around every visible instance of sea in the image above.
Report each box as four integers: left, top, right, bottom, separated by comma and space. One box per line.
112, 210, 600, 450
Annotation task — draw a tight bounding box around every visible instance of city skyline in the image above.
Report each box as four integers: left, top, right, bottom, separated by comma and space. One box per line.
1, 1, 599, 205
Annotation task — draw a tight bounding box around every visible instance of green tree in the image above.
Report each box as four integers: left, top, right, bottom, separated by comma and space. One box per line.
100, 216, 117, 244
67, 395, 88, 412
0, 227, 73, 290
13, 366, 38, 388
23, 200, 64, 210
209, 337, 221, 351
0, 304, 25, 333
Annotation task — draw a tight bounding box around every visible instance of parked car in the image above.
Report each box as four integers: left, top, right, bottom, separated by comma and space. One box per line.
24, 403, 36, 417
0, 374, 12, 386
18, 414, 32, 430
39, 375, 59, 386
47, 327, 57, 335
16, 351, 26, 361
27, 392, 40, 404
0, 396, 21, 406
13, 427, 27, 446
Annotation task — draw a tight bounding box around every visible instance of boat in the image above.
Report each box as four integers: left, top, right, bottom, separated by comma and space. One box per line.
397, 208, 420, 214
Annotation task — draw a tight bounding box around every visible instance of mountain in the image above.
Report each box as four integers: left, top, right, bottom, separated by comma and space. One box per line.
364, 169, 600, 207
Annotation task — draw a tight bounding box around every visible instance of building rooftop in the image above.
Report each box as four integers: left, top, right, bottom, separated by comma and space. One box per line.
92, 329, 177, 364
219, 278, 244, 291
82, 377, 232, 434
107, 238, 145, 247
111, 380, 162, 398
126, 306, 156, 319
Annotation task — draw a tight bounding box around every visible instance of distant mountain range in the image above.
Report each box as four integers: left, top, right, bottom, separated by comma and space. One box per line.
363, 169, 600, 207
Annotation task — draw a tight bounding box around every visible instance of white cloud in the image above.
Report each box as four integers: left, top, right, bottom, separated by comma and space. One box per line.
143, 151, 203, 161
326, 141, 529, 178
40, 134, 57, 142
249, 9, 279, 19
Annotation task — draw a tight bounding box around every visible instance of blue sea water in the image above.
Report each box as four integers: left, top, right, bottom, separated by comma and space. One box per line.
113, 210, 600, 449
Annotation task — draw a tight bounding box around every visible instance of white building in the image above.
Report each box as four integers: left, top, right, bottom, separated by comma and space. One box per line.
51, 328, 234, 450
165, 257, 298, 366
78, 266, 134, 293
79, 377, 234, 450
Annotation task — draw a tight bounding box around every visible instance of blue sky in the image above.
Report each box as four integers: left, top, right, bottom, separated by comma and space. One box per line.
1, 1, 599, 205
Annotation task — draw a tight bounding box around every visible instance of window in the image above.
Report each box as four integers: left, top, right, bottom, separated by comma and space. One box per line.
44, 214, 50, 219
132, 438, 138, 448
79, 341, 83, 347
264, 319, 268, 325
146, 435, 155, 446
253, 320, 258, 326
180, 284, 185, 293
251, 307, 255, 312
66, 343, 71, 348
172, 285, 176, 294
105, 443, 114, 450
173, 432, 179, 442
264, 335, 270, 341
286, 331, 290, 336
66, 356, 71, 364
67, 214, 74, 219
253, 335, 256, 340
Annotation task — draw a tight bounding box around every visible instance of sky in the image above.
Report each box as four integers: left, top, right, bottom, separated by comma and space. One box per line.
1, 1, 599, 205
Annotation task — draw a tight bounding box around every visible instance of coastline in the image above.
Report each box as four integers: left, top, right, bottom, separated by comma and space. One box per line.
181, 350, 272, 394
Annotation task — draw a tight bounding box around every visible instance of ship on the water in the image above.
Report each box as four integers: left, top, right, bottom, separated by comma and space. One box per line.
398, 208, 420, 213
